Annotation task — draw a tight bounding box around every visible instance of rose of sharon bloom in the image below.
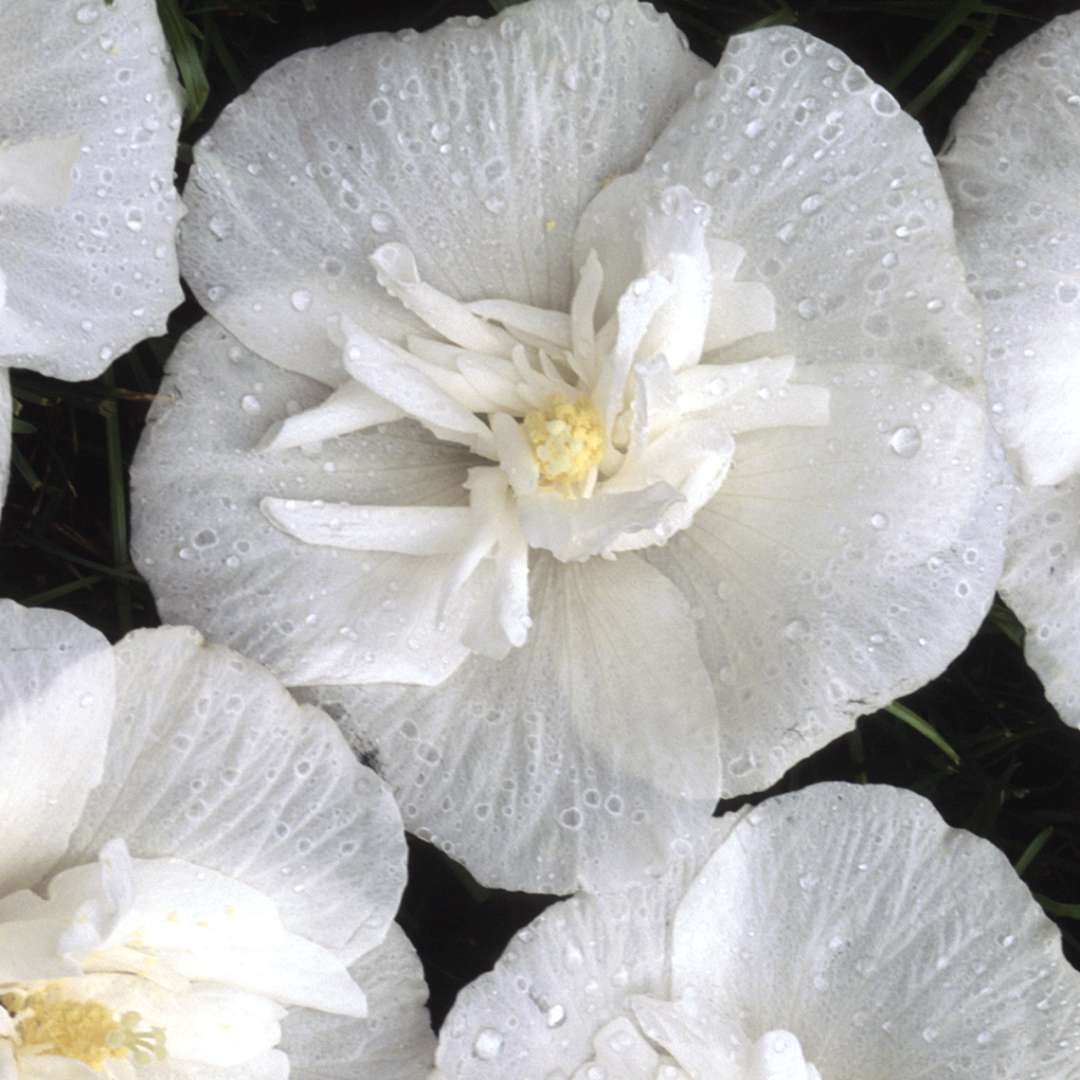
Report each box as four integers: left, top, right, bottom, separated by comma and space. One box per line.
940, 13, 1080, 729
132, 0, 1008, 892
435, 784, 1080, 1080
0, 0, 185, 503
0, 601, 434, 1080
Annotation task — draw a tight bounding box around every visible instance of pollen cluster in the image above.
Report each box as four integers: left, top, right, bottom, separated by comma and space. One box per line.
523, 395, 604, 491
2, 986, 167, 1071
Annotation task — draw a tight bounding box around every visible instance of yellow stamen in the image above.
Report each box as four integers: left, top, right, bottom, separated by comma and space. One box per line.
523, 395, 604, 492
2, 986, 167, 1071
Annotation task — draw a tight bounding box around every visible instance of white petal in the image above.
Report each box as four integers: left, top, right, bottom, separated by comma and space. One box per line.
0, 134, 80, 206
179, 0, 705, 376
460, 518, 531, 660
369, 245, 513, 356
570, 250, 604, 381
433, 823, 730, 1079
594, 272, 675, 434
55, 625, 406, 964
137, 1051, 288, 1080
48, 854, 367, 1016
643, 363, 1008, 795
261, 500, 474, 556
517, 483, 683, 562
941, 13, 1080, 483
469, 299, 571, 351
18, 1057, 99, 1080
999, 477, 1080, 728
131, 319, 476, 687
638, 186, 713, 372
490, 413, 539, 497
704, 281, 776, 352
342, 322, 494, 454
61, 974, 286, 1068
678, 359, 830, 436
282, 924, 436, 1080
602, 417, 735, 553
671, 783, 1080, 1080
0, 601, 114, 896
257, 383, 404, 452
0, 0, 182, 380
299, 555, 720, 894
586, 27, 981, 390
0, 917, 80, 982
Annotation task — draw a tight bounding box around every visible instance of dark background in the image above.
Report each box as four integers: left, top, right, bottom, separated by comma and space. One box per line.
4, 0, 1080, 1026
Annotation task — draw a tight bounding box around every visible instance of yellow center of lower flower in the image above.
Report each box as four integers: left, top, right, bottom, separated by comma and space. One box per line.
523, 395, 604, 490
2, 986, 167, 1071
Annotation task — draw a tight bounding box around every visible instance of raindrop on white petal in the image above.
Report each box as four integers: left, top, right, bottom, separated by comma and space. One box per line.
888, 425, 922, 458
473, 1030, 503, 1060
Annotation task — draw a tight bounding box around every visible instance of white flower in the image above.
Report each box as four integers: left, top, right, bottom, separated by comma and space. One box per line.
0, 0, 185, 506
434, 783, 1080, 1080
0, 600, 434, 1079
133, 0, 1007, 892
941, 12, 1080, 729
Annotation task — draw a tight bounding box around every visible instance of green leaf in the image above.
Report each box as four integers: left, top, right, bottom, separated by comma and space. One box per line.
1013, 826, 1053, 877
157, 0, 210, 125
1035, 894, 1080, 920
885, 701, 961, 765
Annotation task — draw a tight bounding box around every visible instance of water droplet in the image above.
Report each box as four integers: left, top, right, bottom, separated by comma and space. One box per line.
888, 425, 922, 458
240, 394, 262, 414
869, 512, 889, 530
208, 214, 231, 240
473, 1029, 503, 1060
593, 2, 612, 22
370, 211, 393, 234
75, 4, 99, 24
290, 289, 312, 312
545, 1005, 566, 1028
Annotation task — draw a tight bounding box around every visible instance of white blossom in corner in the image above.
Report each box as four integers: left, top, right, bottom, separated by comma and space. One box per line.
133, 0, 1007, 892
941, 12, 1080, 729
435, 784, 1080, 1080
0, 0, 185, 506
0, 601, 434, 1080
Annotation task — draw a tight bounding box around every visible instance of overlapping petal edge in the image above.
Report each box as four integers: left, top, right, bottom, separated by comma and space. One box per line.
435, 783, 1080, 1080
0, 600, 434, 1079
133, 0, 1008, 893
941, 12, 1080, 729
0, 0, 184, 382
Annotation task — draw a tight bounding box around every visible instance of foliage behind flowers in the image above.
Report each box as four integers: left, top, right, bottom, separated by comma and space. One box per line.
2, 0, 1079, 1025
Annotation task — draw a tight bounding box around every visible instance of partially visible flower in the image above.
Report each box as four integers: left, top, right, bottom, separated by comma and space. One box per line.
0, 601, 434, 1079
434, 784, 1080, 1080
0, 0, 185, 503
134, 1, 1007, 892
941, 13, 1080, 727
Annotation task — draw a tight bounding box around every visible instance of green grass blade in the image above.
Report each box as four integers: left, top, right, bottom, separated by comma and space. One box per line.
1014, 825, 1054, 877
158, 0, 210, 125
906, 14, 996, 117
101, 372, 133, 634
21, 574, 105, 607
885, 701, 961, 765
887, 0, 980, 90
1036, 894, 1080, 920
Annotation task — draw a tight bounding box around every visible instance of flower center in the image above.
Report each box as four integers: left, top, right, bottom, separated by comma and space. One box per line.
2, 986, 166, 1071
523, 394, 604, 491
